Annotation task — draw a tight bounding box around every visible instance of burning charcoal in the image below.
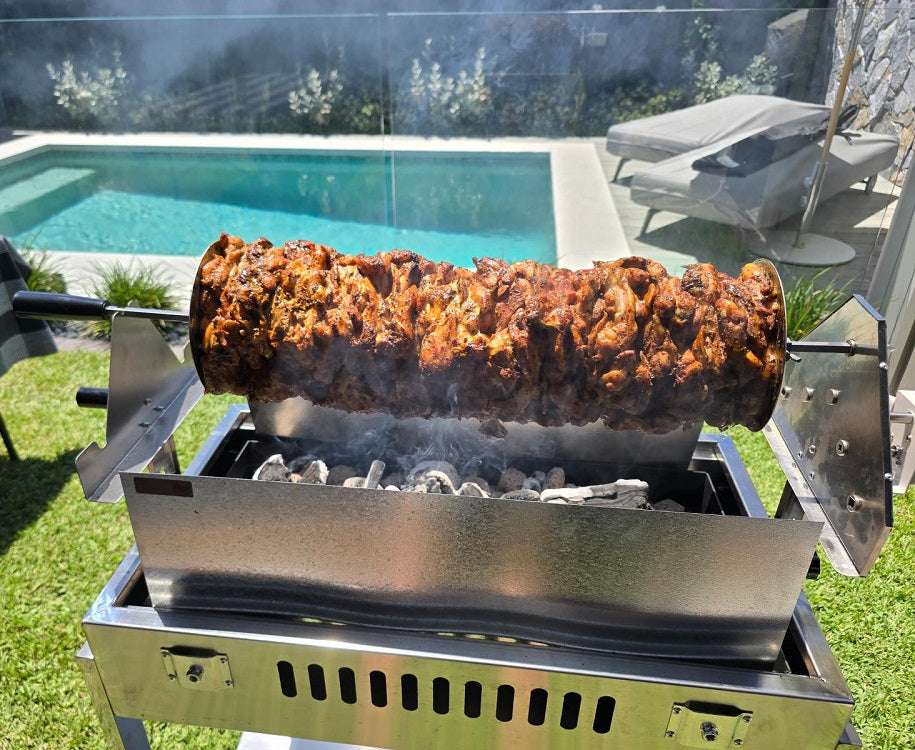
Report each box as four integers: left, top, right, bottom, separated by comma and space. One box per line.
541, 485, 599, 503
479, 417, 507, 438
382, 471, 405, 489
531, 470, 546, 483
497, 467, 526, 493
342, 476, 368, 489
586, 480, 651, 510
457, 481, 489, 497
253, 454, 288, 482
522, 476, 542, 493
327, 465, 357, 485
384, 485, 401, 491
652, 499, 686, 512
461, 475, 491, 494
543, 467, 566, 490
540, 480, 650, 507
408, 461, 460, 489
423, 471, 457, 494
501, 489, 541, 501
291, 460, 329, 485
545, 498, 569, 504
286, 455, 317, 474
364, 460, 386, 489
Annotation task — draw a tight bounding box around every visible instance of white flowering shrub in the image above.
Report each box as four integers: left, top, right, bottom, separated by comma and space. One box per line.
288, 69, 343, 128
692, 54, 778, 104
399, 41, 496, 133
46, 51, 128, 128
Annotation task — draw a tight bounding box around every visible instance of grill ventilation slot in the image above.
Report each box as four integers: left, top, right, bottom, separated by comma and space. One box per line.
307, 663, 327, 701
276, 662, 614, 734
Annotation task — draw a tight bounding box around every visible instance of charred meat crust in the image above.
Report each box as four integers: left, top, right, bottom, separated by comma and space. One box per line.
193, 233, 784, 432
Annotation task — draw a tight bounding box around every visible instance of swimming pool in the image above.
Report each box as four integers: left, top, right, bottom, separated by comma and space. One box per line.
0, 147, 556, 267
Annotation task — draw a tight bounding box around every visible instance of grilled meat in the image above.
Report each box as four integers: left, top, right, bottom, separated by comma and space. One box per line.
192, 234, 784, 432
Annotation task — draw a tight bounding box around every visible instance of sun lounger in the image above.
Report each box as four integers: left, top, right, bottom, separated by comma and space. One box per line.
629, 129, 898, 233
605, 95, 834, 181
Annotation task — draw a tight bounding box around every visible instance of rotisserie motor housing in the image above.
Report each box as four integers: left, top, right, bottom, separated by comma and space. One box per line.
190, 234, 785, 432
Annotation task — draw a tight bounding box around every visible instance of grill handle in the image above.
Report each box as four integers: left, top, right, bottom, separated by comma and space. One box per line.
76, 387, 109, 409
13, 291, 108, 321
12, 291, 188, 324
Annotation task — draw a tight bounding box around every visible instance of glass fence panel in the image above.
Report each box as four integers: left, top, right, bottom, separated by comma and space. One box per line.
0, 5, 908, 298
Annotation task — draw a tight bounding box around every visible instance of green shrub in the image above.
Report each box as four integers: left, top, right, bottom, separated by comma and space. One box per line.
85, 261, 179, 340
21, 250, 68, 294
785, 269, 851, 340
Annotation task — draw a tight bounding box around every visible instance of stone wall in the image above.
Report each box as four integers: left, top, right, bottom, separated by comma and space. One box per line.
828, 0, 913, 180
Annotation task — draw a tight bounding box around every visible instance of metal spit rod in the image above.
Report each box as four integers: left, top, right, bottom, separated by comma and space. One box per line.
12, 291, 189, 324
786, 339, 881, 358
15, 291, 881, 361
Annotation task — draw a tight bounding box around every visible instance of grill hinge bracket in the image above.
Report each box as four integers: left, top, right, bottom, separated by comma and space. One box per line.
160, 648, 233, 691
665, 703, 752, 747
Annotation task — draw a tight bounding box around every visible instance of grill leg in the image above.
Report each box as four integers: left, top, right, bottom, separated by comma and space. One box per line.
77, 643, 151, 750
612, 157, 630, 183
0, 408, 18, 461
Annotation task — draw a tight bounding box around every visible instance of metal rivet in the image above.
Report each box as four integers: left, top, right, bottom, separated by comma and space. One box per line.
672, 707, 681, 715
781, 386, 792, 398
143, 398, 152, 406
880, 361, 888, 371
807, 444, 817, 456
734, 740, 743, 746
666, 731, 676, 738
804, 387, 815, 400
742, 715, 751, 723
836, 440, 849, 456
846, 495, 863, 512
138, 421, 151, 428
808, 471, 816, 480
167, 673, 177, 681
700, 722, 719, 742
828, 389, 841, 404
225, 680, 233, 687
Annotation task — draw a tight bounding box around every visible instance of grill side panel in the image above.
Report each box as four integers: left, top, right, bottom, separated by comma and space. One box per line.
83, 612, 853, 750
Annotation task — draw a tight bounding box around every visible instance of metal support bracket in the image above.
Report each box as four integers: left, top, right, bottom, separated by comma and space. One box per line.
75, 314, 203, 503
160, 647, 234, 691
764, 295, 893, 577
664, 703, 752, 747
889, 390, 915, 493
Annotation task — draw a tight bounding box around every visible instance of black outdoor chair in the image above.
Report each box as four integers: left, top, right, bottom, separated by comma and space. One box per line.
0, 236, 57, 460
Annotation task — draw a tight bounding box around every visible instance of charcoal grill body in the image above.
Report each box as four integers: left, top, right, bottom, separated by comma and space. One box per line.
74, 294, 896, 750
80, 409, 859, 750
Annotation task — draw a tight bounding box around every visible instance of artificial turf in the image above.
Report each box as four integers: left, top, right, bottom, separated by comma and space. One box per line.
0, 350, 912, 748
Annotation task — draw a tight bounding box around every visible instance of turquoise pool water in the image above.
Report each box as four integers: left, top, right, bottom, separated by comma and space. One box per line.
0, 148, 556, 266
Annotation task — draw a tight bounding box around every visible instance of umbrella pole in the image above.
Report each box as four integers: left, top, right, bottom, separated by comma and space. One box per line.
794, 0, 869, 247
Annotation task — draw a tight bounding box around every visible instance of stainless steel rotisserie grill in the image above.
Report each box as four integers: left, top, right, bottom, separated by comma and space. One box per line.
13, 279, 901, 749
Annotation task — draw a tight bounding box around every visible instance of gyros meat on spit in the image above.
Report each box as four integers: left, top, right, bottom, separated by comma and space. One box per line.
191, 234, 785, 432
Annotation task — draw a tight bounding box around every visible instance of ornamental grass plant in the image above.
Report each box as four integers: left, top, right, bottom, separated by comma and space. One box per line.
85, 261, 182, 341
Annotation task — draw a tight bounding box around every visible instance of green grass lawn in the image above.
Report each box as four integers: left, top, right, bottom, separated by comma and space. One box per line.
1, 350, 913, 749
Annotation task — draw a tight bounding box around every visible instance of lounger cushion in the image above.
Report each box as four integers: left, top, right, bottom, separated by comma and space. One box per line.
629, 131, 898, 230
606, 95, 832, 163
